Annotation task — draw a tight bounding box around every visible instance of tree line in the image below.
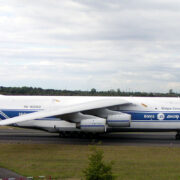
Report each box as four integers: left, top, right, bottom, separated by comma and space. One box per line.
0, 86, 178, 97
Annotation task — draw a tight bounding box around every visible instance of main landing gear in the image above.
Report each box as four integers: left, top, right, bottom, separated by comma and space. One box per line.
59, 131, 100, 139
175, 132, 180, 140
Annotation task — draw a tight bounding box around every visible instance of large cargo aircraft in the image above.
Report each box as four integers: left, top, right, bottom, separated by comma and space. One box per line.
0, 95, 180, 139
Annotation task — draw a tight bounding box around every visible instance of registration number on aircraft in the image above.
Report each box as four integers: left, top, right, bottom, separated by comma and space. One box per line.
24, 105, 41, 109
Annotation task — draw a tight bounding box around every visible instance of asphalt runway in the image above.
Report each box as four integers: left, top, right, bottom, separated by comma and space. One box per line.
0, 128, 180, 146
0, 168, 25, 179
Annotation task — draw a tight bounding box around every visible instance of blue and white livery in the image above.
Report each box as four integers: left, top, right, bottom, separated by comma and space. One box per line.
0, 95, 180, 139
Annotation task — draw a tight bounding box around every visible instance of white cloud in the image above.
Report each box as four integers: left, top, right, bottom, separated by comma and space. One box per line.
0, 0, 180, 92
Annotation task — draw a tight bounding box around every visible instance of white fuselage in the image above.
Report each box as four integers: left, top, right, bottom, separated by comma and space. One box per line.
0, 95, 180, 132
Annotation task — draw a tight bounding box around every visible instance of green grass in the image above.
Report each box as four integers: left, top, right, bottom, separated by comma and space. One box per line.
0, 144, 180, 179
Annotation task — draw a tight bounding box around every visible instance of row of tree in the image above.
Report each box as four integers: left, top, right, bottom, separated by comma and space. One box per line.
0, 86, 178, 97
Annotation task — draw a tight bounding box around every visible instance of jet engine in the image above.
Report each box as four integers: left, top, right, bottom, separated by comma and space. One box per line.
107, 113, 131, 127
60, 112, 106, 133
79, 118, 106, 133
85, 108, 131, 127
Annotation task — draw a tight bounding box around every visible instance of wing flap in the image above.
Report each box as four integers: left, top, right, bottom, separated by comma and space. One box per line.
0, 98, 131, 126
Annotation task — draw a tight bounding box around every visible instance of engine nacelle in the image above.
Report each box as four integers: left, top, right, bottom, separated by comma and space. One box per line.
79, 118, 106, 133
107, 113, 131, 127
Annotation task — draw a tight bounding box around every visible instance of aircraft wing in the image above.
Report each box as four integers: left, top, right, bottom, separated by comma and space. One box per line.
0, 98, 131, 126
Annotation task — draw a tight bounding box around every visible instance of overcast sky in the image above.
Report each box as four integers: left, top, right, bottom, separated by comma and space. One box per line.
0, 0, 180, 92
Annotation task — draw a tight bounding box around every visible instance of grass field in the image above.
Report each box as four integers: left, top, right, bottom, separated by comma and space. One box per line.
0, 144, 180, 179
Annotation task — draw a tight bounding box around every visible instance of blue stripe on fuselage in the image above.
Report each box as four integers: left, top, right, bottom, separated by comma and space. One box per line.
0, 109, 180, 122
0, 109, 37, 120
121, 110, 180, 121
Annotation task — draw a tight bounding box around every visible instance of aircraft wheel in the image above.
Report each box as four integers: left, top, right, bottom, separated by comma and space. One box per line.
72, 132, 79, 138
59, 132, 67, 138
59, 132, 63, 138
80, 132, 86, 139
75, 132, 81, 138
84, 133, 92, 139
175, 133, 180, 140
91, 133, 100, 139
